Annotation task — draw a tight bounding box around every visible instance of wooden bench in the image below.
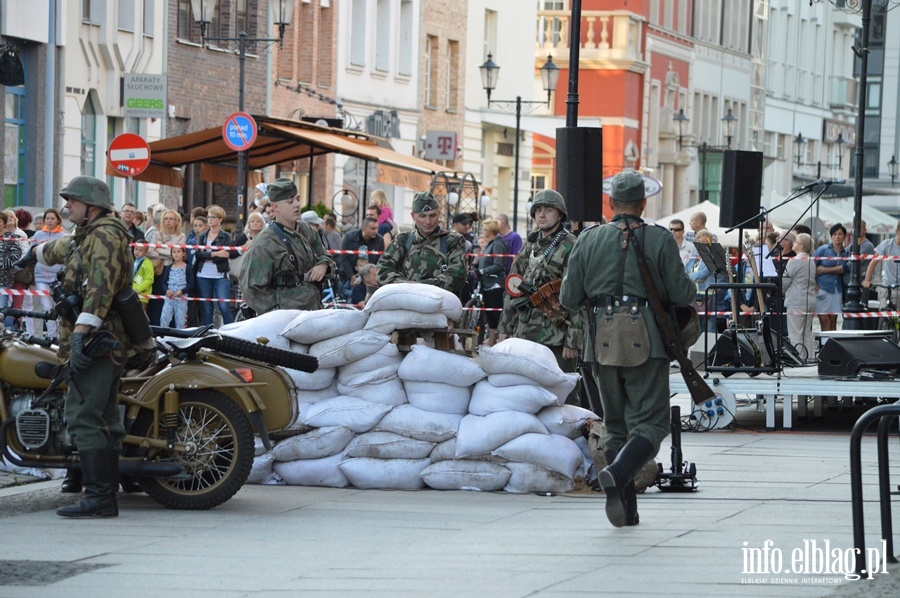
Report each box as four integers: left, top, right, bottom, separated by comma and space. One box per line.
390, 327, 479, 356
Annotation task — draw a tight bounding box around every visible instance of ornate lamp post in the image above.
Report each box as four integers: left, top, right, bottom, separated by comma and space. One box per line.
479, 53, 560, 232
192, 0, 294, 233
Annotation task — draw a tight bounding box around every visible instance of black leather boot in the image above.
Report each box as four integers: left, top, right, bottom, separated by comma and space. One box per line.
598, 436, 654, 527
624, 479, 639, 526
60, 468, 82, 494
57, 450, 118, 518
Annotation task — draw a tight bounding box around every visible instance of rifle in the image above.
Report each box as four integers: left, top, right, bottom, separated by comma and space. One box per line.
623, 220, 715, 405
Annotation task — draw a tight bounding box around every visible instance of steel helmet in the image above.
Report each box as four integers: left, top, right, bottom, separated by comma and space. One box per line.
59, 176, 114, 212
530, 189, 567, 221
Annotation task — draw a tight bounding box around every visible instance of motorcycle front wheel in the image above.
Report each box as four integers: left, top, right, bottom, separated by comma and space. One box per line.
134, 390, 254, 510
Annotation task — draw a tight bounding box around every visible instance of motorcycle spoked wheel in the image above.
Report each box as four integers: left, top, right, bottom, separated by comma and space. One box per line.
133, 390, 254, 510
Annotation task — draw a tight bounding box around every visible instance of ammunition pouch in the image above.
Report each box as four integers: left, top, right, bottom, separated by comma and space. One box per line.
594, 306, 651, 367
112, 288, 155, 347
271, 270, 304, 289
527, 280, 569, 327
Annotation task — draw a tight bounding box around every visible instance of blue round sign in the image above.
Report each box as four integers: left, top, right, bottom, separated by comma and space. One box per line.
222, 112, 258, 151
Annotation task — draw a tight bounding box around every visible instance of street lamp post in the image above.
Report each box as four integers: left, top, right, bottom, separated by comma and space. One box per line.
674, 108, 739, 204
888, 155, 898, 186
479, 54, 560, 233
192, 0, 294, 234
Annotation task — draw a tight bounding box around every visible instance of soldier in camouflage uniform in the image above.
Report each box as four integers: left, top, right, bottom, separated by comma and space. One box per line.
25, 176, 138, 518
239, 178, 334, 313
560, 171, 695, 528
498, 190, 583, 402
376, 191, 467, 295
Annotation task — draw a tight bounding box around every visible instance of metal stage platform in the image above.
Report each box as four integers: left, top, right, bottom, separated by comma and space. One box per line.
669, 367, 900, 431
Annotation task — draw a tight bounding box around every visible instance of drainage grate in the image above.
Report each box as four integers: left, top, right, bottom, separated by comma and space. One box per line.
0, 560, 112, 586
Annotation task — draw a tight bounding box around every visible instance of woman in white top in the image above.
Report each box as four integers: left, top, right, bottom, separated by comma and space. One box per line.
782, 233, 818, 361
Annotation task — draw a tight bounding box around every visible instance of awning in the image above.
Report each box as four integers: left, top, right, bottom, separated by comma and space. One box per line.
109, 115, 448, 189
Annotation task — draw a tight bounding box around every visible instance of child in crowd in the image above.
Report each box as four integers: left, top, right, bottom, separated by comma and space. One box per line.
160, 246, 192, 329
132, 243, 154, 309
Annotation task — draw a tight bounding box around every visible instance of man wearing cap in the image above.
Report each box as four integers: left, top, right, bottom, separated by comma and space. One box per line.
301, 210, 333, 251
239, 178, 334, 313
339, 217, 384, 296
561, 171, 695, 528
16, 176, 144, 518
498, 189, 583, 402
376, 191, 467, 295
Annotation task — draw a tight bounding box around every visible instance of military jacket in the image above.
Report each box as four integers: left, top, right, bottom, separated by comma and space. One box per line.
239, 220, 335, 313
376, 228, 467, 296
37, 215, 135, 362
560, 215, 696, 360
498, 226, 584, 349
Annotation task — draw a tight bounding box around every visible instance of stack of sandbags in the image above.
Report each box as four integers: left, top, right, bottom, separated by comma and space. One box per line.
219, 310, 304, 351
363, 283, 464, 330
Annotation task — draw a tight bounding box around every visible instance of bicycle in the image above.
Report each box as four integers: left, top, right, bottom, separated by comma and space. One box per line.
460, 277, 487, 347
873, 283, 900, 344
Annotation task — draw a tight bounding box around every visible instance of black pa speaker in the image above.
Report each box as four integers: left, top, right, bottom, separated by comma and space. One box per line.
708, 329, 760, 376
818, 337, 900, 377
556, 127, 603, 223
719, 150, 763, 229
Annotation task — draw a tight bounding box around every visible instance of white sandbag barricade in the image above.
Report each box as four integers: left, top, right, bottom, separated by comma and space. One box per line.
281, 309, 369, 344
228, 308, 601, 494
219, 310, 302, 351
364, 282, 463, 321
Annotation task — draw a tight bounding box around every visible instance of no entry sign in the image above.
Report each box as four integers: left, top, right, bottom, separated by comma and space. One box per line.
108, 133, 151, 177
222, 112, 258, 151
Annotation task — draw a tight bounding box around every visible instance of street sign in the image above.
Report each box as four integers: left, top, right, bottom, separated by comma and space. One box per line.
222, 112, 258, 152
107, 133, 151, 177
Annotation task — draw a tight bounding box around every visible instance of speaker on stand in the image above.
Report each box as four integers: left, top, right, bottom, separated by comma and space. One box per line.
719, 150, 764, 230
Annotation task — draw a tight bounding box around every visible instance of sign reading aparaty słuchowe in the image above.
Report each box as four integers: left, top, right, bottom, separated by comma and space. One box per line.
123, 73, 167, 119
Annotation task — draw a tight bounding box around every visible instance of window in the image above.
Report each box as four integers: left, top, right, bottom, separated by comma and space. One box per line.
143, 0, 154, 36
350, 0, 367, 67
236, 0, 248, 35
398, 1, 413, 75
424, 35, 437, 108
118, 0, 135, 31
83, 0, 92, 22
4, 87, 26, 206
81, 96, 97, 178
176, 0, 201, 43
483, 10, 497, 59
375, 0, 390, 72
446, 40, 459, 112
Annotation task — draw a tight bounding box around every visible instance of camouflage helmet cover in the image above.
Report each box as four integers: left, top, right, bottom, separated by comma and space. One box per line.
530, 189, 567, 221
59, 176, 114, 211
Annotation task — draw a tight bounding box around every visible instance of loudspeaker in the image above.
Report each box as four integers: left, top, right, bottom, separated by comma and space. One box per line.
556, 127, 603, 222
719, 150, 763, 228
707, 329, 760, 376
818, 337, 900, 377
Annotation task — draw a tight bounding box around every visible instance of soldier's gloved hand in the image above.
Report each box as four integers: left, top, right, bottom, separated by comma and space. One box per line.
69, 332, 93, 374
13, 247, 37, 270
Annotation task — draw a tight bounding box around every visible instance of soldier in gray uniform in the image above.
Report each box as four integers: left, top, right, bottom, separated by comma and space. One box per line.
376, 191, 467, 296
560, 171, 695, 527
239, 178, 334, 313
499, 189, 583, 402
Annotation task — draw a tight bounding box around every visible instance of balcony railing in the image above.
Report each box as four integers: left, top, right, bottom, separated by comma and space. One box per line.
536, 10, 644, 63
829, 76, 859, 110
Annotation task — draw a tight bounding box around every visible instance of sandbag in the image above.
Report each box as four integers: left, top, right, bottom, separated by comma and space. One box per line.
364, 282, 463, 320
455, 412, 548, 459
536, 404, 598, 439
271, 426, 355, 461
309, 331, 390, 369
246, 453, 280, 485
398, 345, 485, 387
219, 309, 302, 350
284, 366, 337, 391
503, 462, 575, 494
404, 380, 471, 415
337, 344, 403, 387
339, 457, 430, 490
364, 310, 449, 334
372, 404, 463, 443
486, 373, 535, 387
294, 383, 339, 405
420, 460, 511, 492
253, 437, 268, 457
430, 438, 494, 462
300, 396, 392, 433
281, 309, 369, 344
274, 453, 350, 487
477, 338, 567, 387
468, 381, 559, 415
486, 372, 578, 405
344, 431, 435, 459
337, 377, 408, 406
492, 433, 584, 479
